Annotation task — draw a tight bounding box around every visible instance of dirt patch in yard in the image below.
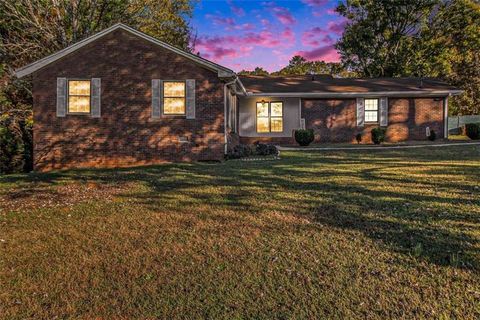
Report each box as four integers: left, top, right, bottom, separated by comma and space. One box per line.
0, 182, 132, 212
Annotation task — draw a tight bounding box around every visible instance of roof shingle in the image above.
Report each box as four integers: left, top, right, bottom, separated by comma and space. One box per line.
238, 75, 459, 94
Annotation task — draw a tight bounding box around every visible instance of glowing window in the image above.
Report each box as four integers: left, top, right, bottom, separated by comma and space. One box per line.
163, 81, 186, 115
256, 101, 283, 133
270, 102, 283, 132
365, 99, 379, 122
68, 80, 91, 113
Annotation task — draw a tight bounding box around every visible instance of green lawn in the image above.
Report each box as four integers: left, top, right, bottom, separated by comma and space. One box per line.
1, 146, 479, 319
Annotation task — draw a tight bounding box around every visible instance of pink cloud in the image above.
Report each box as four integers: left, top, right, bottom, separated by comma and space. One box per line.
301, 0, 328, 6
205, 14, 255, 32
301, 27, 327, 46
227, 0, 245, 17
326, 8, 337, 15
323, 34, 334, 45
200, 45, 253, 60
206, 14, 235, 27
242, 31, 283, 47
233, 23, 255, 31
312, 7, 337, 16
271, 6, 296, 25
202, 47, 237, 60
295, 45, 340, 62
195, 27, 295, 62
327, 20, 347, 35
301, 27, 335, 48
281, 28, 295, 43
301, 22, 344, 47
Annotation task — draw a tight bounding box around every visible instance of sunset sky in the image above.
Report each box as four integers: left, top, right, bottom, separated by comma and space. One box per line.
191, 0, 346, 72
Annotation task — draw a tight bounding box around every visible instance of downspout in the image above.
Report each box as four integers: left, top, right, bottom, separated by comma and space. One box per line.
224, 78, 237, 155
444, 94, 450, 139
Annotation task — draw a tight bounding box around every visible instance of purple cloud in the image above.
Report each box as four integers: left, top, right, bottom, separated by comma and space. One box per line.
295, 45, 340, 62
205, 14, 255, 32
227, 0, 245, 17
301, 27, 327, 46
327, 20, 347, 35
206, 14, 235, 27
195, 27, 295, 62
301, 27, 336, 47
301, 0, 329, 6
233, 23, 255, 31
269, 6, 297, 25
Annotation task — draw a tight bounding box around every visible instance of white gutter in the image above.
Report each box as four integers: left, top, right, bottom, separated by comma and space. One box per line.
444, 95, 450, 139
224, 78, 237, 154
235, 77, 248, 95
242, 90, 463, 98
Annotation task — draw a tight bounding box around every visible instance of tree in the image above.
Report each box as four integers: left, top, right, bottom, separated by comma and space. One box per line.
272, 55, 354, 77
335, 0, 480, 115
421, 0, 480, 115
335, 0, 438, 77
130, 0, 196, 51
238, 67, 270, 76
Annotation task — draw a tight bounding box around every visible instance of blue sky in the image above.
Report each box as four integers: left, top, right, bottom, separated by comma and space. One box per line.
190, 0, 346, 72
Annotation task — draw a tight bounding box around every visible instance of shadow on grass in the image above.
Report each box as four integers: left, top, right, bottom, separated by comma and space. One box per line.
1, 146, 479, 270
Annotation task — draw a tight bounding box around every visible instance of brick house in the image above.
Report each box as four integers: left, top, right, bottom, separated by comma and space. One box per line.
16, 24, 461, 171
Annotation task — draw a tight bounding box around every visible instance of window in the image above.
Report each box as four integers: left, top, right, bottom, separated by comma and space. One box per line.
364, 98, 379, 122
270, 102, 283, 132
68, 80, 91, 113
256, 101, 283, 133
163, 81, 186, 115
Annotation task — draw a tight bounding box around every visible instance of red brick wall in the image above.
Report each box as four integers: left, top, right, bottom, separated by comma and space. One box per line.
32, 29, 225, 171
302, 98, 444, 144
239, 136, 295, 145
387, 98, 444, 142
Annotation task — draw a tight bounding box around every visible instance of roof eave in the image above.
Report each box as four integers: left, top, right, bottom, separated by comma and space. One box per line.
242, 90, 463, 98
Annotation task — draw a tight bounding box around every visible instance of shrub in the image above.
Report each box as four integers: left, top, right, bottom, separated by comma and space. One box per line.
355, 133, 362, 144
21, 119, 33, 172
294, 129, 315, 146
0, 123, 24, 174
255, 142, 278, 156
428, 129, 436, 141
0, 112, 33, 174
226, 144, 254, 159
226, 143, 279, 159
465, 123, 480, 140
371, 127, 386, 145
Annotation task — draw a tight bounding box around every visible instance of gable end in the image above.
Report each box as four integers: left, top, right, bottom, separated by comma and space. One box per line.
15, 24, 234, 79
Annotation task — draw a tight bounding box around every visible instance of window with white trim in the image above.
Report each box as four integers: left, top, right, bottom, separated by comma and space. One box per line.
163, 81, 186, 115
364, 98, 379, 123
68, 80, 91, 113
256, 101, 283, 133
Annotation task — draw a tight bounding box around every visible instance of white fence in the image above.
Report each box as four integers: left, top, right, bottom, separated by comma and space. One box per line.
448, 115, 480, 134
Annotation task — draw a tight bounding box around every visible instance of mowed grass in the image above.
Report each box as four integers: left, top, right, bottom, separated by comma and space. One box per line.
1, 146, 480, 319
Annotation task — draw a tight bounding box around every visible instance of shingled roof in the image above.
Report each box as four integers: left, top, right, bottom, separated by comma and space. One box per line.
238, 75, 461, 97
